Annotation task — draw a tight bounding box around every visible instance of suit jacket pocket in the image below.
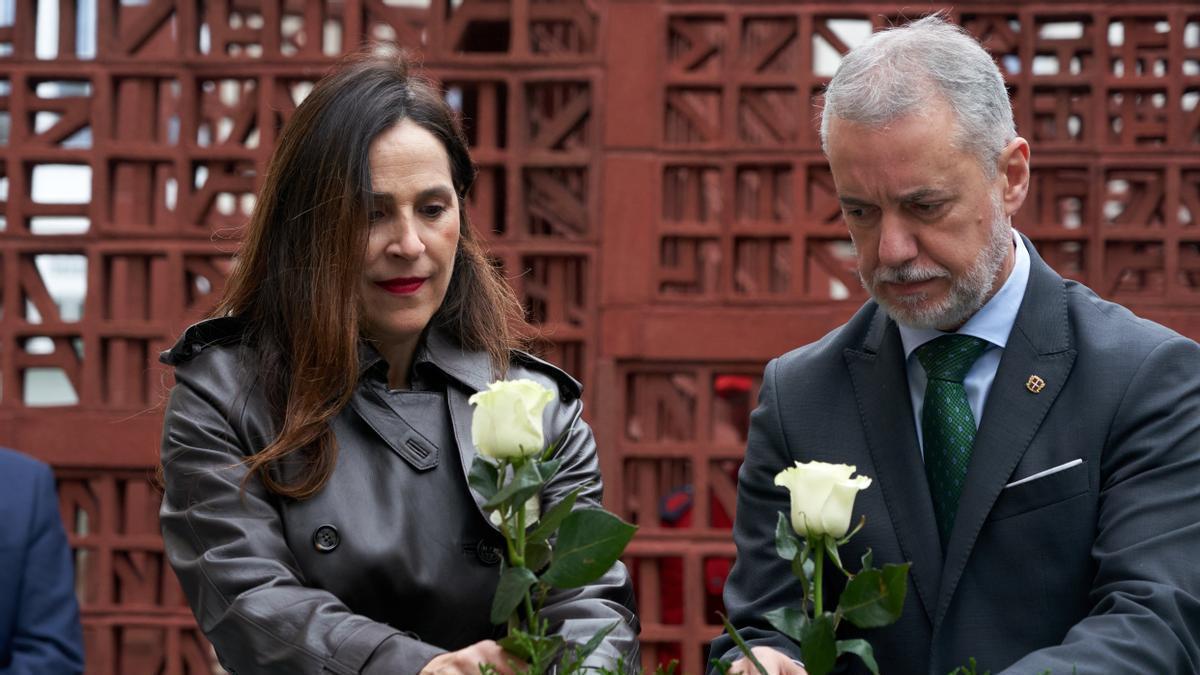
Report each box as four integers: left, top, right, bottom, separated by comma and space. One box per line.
988, 460, 1089, 522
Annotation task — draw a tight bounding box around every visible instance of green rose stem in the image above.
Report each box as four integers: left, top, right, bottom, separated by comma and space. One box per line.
813, 539, 825, 617
513, 479, 538, 629
495, 455, 549, 669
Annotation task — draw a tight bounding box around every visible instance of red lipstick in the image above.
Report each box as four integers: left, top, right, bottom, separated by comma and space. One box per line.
375, 277, 426, 295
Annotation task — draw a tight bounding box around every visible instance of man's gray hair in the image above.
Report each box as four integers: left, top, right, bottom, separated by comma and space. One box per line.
819, 14, 1016, 176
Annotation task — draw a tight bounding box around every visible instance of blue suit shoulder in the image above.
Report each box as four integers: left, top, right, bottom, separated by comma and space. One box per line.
0, 447, 53, 491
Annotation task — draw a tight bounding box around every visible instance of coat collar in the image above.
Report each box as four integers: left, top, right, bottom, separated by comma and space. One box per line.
353, 327, 505, 524
357, 327, 497, 394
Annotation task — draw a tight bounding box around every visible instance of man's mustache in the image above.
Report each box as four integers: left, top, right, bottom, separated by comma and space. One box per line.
873, 264, 952, 285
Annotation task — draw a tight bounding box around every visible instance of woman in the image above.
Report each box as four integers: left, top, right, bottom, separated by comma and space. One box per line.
158, 49, 638, 675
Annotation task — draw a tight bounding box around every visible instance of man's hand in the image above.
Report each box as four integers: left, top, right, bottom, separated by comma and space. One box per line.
729, 646, 808, 675
419, 640, 526, 675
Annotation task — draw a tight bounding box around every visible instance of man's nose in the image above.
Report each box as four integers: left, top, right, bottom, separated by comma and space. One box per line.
876, 211, 918, 268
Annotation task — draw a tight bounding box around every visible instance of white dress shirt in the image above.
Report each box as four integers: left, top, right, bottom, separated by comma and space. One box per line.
898, 230, 1031, 457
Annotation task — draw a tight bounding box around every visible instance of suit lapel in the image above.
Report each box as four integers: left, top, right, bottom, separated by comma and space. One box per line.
845, 306, 942, 625
933, 239, 1077, 630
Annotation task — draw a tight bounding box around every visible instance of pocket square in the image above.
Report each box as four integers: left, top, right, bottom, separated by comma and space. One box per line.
1004, 458, 1083, 489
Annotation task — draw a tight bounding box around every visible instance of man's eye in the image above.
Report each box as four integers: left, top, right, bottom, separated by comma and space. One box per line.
911, 202, 943, 214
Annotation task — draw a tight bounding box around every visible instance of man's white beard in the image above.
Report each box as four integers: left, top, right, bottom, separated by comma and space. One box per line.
862, 198, 1013, 331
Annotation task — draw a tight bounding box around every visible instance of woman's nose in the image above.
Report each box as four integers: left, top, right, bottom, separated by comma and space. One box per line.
385, 215, 426, 259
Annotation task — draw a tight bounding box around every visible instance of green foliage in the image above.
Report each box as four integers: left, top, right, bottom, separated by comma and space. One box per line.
483, 458, 562, 510
835, 639, 879, 675
579, 655, 676, 675
764, 606, 808, 643
490, 566, 538, 624
708, 659, 734, 675
655, 659, 679, 675
525, 541, 552, 572
837, 563, 910, 629
799, 613, 837, 675
822, 535, 846, 576
497, 628, 563, 674
528, 487, 582, 543
558, 621, 618, 674
473, 398, 637, 675
946, 657, 987, 675
775, 512, 801, 560
837, 515, 866, 545
751, 507, 911, 675
718, 612, 769, 675
540, 509, 637, 589
469, 457, 501, 502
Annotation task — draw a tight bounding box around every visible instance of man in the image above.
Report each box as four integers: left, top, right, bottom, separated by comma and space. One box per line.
0, 447, 85, 674
711, 15, 1200, 675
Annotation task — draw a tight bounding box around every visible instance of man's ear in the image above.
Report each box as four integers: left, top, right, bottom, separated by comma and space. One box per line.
998, 137, 1030, 217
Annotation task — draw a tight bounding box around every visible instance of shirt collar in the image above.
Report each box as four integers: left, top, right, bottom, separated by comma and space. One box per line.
899, 228, 1031, 359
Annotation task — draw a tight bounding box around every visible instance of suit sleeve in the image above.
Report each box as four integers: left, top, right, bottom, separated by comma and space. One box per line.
708, 358, 808, 669
1000, 336, 1200, 674
3, 464, 85, 675
160, 367, 444, 675
534, 394, 640, 671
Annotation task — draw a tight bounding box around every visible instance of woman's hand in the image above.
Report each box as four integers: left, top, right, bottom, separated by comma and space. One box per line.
730, 646, 808, 675
419, 640, 526, 675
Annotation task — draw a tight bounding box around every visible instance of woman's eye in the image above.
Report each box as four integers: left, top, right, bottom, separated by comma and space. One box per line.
420, 204, 447, 218
368, 210, 387, 224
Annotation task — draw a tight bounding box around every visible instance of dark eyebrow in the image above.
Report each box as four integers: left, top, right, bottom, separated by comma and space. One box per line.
368, 185, 456, 205
838, 196, 874, 208
367, 192, 395, 208
898, 188, 951, 203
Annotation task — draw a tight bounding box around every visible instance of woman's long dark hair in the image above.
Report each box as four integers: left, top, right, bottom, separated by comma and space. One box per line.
214, 47, 527, 500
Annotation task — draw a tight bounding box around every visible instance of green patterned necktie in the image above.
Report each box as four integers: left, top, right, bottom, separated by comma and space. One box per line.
916, 334, 990, 546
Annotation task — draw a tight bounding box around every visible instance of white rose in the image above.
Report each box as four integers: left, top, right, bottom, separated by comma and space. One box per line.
468, 379, 556, 460
774, 461, 872, 539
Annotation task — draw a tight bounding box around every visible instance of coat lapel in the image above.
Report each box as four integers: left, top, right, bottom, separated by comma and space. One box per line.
422, 329, 501, 528
845, 306, 942, 625
933, 239, 1077, 630
348, 385, 440, 471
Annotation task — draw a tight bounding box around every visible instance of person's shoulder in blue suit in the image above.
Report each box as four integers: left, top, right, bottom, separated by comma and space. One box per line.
0, 447, 84, 675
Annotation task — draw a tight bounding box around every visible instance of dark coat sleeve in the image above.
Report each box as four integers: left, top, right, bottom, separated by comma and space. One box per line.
536, 393, 640, 670
998, 336, 1200, 674
3, 459, 85, 675
707, 358, 807, 669
159, 356, 444, 675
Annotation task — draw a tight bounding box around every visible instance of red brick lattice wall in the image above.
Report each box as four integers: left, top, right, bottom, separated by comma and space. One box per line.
0, 3, 1198, 673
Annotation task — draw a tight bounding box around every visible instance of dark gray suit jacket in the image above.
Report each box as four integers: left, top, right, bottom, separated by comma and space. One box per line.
712, 240, 1200, 674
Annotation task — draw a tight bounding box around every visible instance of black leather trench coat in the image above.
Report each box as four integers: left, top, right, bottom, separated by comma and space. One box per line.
159, 318, 639, 675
